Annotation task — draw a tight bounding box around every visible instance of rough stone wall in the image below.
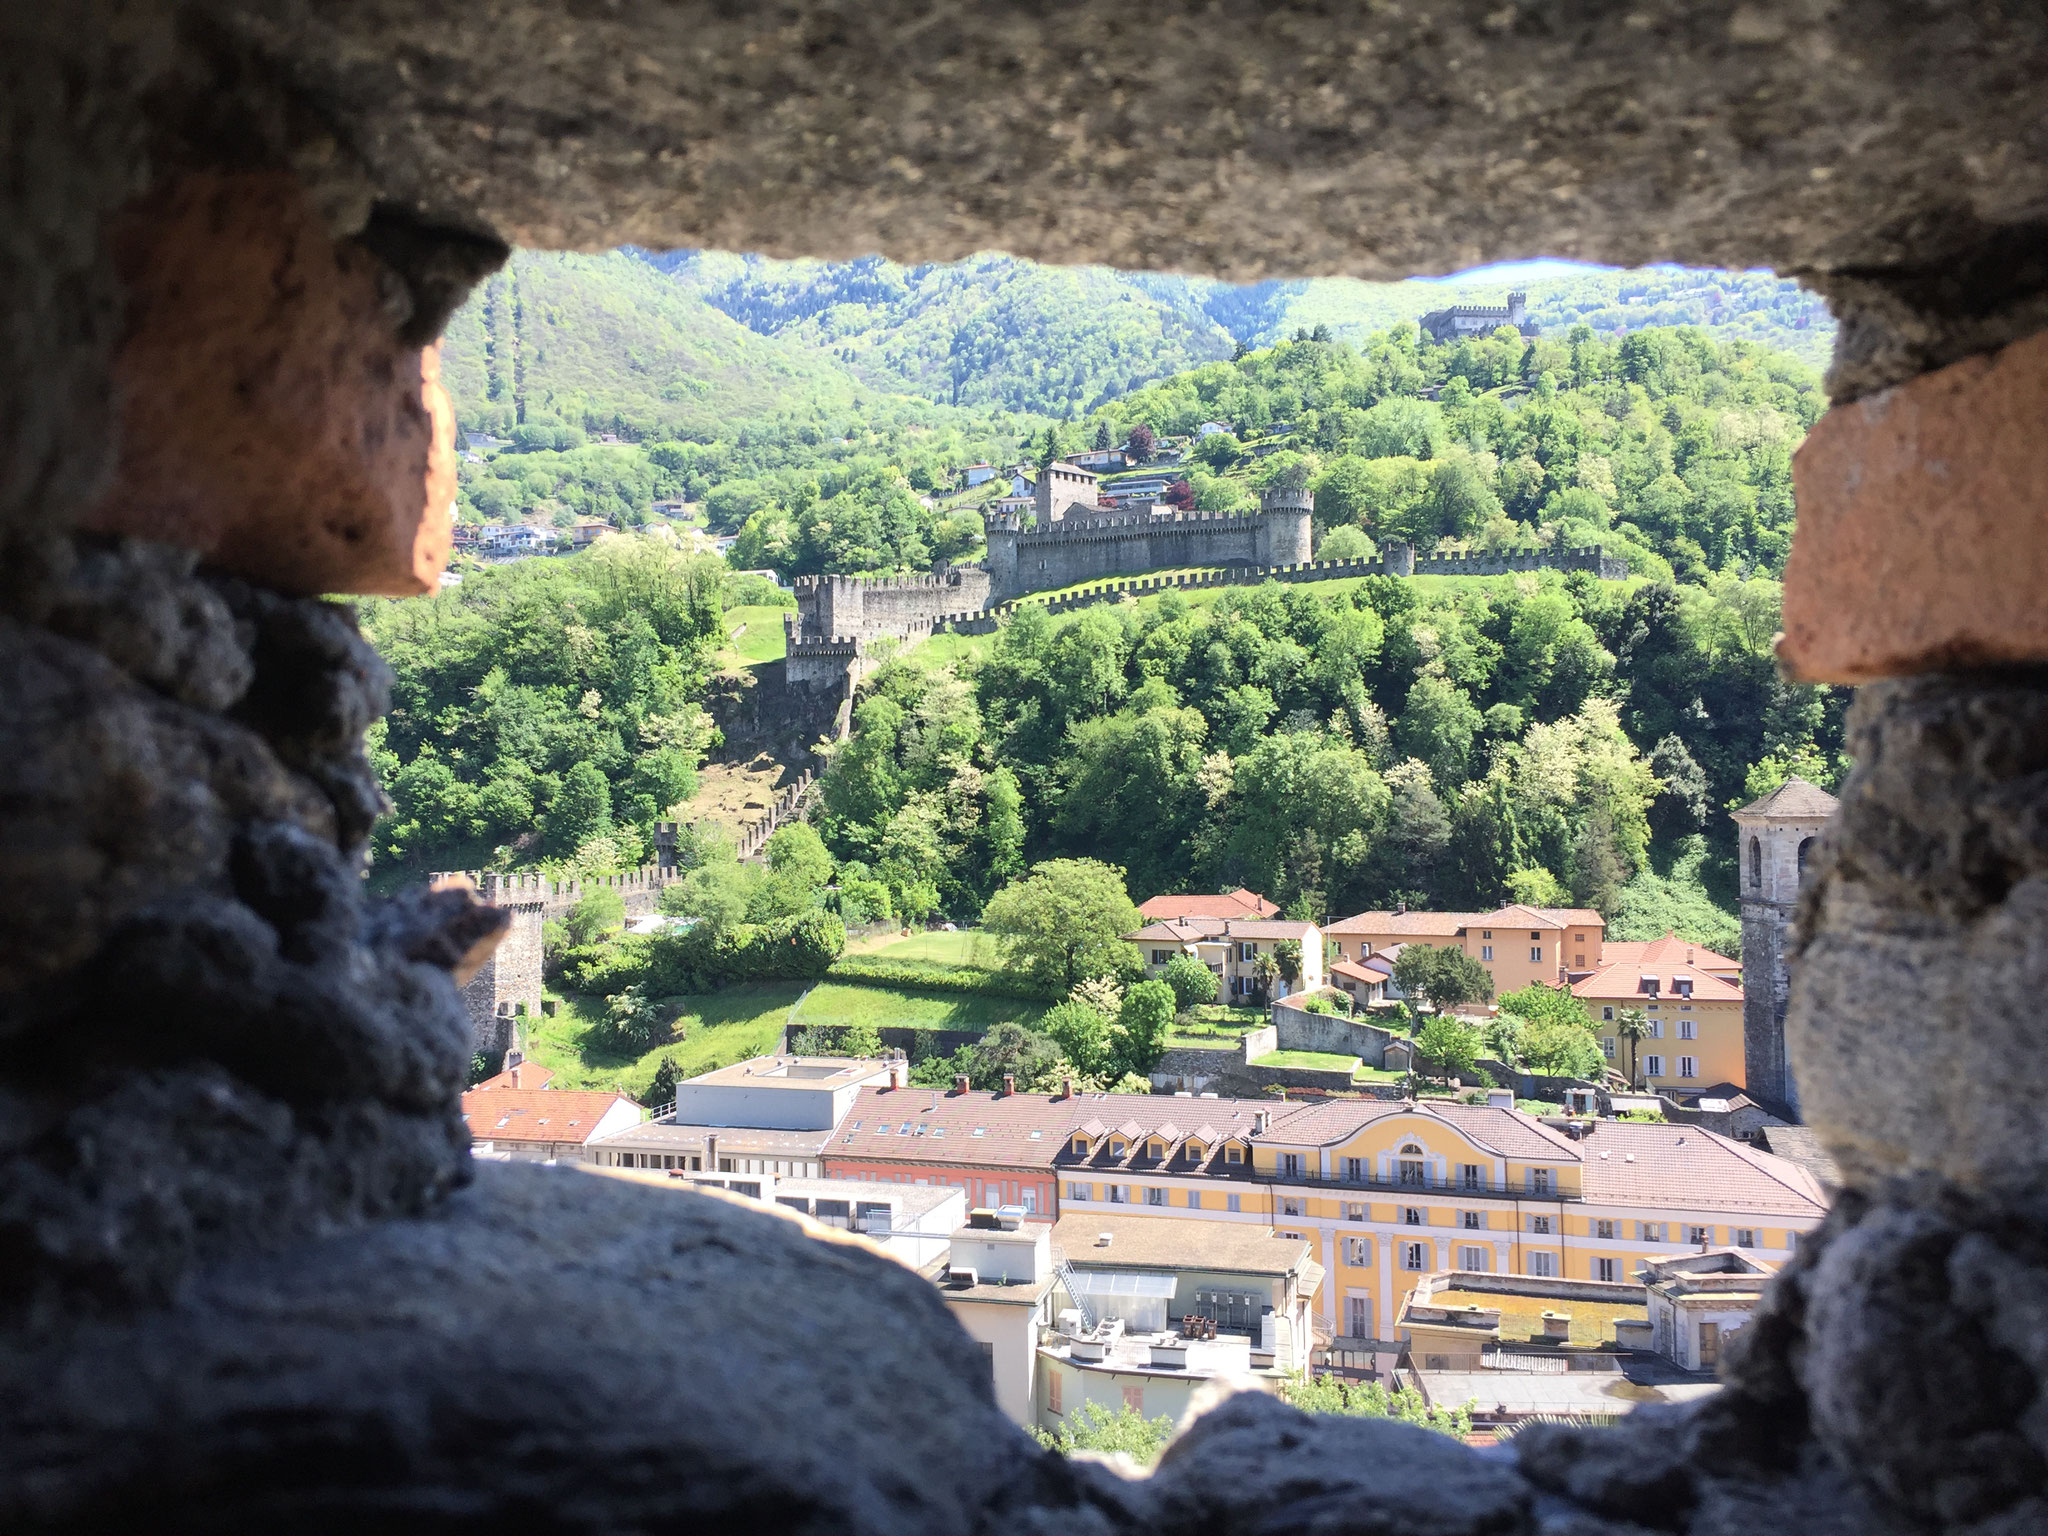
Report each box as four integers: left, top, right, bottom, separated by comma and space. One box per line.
1270, 1004, 1397, 1068
1739, 901, 1797, 1117
457, 899, 544, 1059
989, 511, 1262, 601
793, 570, 991, 645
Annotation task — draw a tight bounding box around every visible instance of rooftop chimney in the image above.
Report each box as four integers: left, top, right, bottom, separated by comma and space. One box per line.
1002, 1074, 1016, 1097
1254, 1109, 1271, 1135
953, 1074, 970, 1095
887, 1061, 902, 1091
1061, 1076, 1073, 1100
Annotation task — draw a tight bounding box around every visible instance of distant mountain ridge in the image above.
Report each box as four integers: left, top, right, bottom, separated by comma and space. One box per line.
438, 248, 1835, 439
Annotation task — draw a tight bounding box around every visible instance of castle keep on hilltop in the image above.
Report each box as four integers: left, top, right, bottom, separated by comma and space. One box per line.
1418, 289, 1538, 344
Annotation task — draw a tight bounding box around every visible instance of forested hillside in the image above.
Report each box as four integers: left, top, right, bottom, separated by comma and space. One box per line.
812, 570, 1840, 955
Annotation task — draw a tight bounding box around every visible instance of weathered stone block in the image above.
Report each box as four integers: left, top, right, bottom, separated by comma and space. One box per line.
1780, 331, 2048, 683
80, 173, 456, 598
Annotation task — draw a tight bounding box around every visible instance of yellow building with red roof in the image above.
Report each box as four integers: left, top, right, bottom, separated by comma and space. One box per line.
1574, 942, 1745, 1093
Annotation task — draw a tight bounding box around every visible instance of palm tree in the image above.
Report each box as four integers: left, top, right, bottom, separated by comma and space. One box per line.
1615, 1007, 1651, 1087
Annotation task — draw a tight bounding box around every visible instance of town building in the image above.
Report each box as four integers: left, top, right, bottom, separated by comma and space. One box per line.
1631, 1248, 1774, 1372
1063, 447, 1130, 472
588, 1054, 894, 1179
1732, 777, 1839, 1118
1030, 1214, 1312, 1432
1599, 931, 1739, 984
962, 462, 996, 486
934, 1209, 1059, 1423
463, 1088, 642, 1161
1573, 949, 1744, 1092
1323, 906, 1605, 994
1125, 916, 1325, 1001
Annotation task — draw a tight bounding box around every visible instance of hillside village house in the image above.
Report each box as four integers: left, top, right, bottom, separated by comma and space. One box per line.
827, 1085, 1824, 1346
1573, 935, 1746, 1092
462, 1088, 643, 1162
1324, 906, 1606, 995
963, 462, 996, 486
1126, 916, 1325, 1000
1136, 888, 1279, 922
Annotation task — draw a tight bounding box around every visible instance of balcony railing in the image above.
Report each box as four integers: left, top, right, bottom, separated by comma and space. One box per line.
1269, 1168, 1581, 1202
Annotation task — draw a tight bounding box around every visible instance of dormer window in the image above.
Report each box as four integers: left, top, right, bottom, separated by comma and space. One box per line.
1639, 976, 1661, 997
1070, 1136, 1088, 1155
1146, 1140, 1163, 1159
1675, 978, 1693, 998
1109, 1139, 1126, 1157
1226, 1146, 1242, 1163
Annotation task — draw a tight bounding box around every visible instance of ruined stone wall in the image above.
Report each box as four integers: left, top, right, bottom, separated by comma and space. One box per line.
792, 569, 990, 645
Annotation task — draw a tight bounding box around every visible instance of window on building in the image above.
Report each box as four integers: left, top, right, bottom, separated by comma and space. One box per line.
1239, 942, 1255, 962
1595, 1219, 1615, 1240
1227, 1193, 1242, 1213
1676, 978, 1694, 998
1123, 1385, 1145, 1414
1678, 1019, 1696, 1040
1345, 1237, 1371, 1266
1687, 1225, 1712, 1245
1186, 1189, 1203, 1210
1481, 945, 1493, 961
1458, 1246, 1489, 1272
1648, 1019, 1664, 1037
1048, 1371, 1062, 1415
1574, 954, 1585, 968
1022, 1188, 1038, 1213
1639, 976, 1661, 997
1402, 1242, 1428, 1271
1460, 1164, 1485, 1190
1151, 949, 1171, 965
1461, 1210, 1484, 1230
1109, 1139, 1126, 1157
1107, 1185, 1126, 1204
1595, 1257, 1618, 1282
1067, 1181, 1090, 1201
1641, 1222, 1667, 1242
1602, 1006, 1614, 1021
1601, 1037, 1615, 1058
1750, 836, 1762, 889
1146, 1140, 1163, 1159
1527, 1168, 1553, 1195
1526, 1252, 1557, 1278
1402, 1207, 1423, 1226
1531, 1215, 1553, 1235
1345, 1202, 1365, 1221
1226, 1146, 1242, 1163
1280, 1152, 1304, 1177
1280, 1197, 1304, 1217
1347, 1297, 1372, 1337
1146, 1186, 1166, 1206
1399, 1159, 1424, 1187
1531, 946, 1544, 962
1735, 1228, 1757, 1248
1679, 1056, 1698, 1079
1482, 930, 1492, 940
1645, 1054, 1664, 1078
1342, 1157, 1364, 1183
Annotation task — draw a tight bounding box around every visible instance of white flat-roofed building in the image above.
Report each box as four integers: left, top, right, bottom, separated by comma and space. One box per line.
589, 1054, 896, 1177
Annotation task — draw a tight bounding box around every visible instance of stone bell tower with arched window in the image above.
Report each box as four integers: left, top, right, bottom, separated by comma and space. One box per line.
1731, 778, 1839, 1119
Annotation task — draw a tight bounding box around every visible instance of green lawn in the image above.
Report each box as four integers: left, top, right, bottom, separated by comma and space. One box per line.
1251, 1049, 1363, 1072
525, 982, 809, 1100
862, 928, 1005, 966
790, 981, 1046, 1033
719, 604, 792, 665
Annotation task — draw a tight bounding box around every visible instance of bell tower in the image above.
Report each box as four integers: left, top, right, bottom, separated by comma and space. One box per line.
1730, 777, 1839, 1119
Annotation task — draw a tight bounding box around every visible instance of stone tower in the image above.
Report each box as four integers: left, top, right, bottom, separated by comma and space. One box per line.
1256, 484, 1313, 565
1730, 777, 1839, 1119
455, 873, 549, 1065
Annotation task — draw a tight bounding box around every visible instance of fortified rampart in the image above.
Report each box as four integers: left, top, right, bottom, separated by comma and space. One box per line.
984, 486, 1314, 602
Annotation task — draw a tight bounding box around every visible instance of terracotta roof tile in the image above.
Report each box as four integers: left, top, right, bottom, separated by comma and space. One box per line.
461, 1088, 637, 1145
1734, 777, 1840, 819
1571, 959, 1743, 1003
1136, 888, 1279, 921
1324, 911, 1477, 938
1599, 933, 1739, 971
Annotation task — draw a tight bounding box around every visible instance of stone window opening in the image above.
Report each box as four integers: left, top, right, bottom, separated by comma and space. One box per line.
8, 13, 2045, 1534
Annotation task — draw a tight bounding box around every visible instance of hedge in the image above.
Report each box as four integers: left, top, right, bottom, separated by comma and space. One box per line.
824, 955, 1054, 1001
563, 911, 846, 996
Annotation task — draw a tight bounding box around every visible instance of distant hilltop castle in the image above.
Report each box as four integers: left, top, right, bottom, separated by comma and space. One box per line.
1418, 290, 1538, 344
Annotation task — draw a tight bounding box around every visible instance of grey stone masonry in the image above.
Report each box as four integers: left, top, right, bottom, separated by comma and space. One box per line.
1732, 778, 1840, 1119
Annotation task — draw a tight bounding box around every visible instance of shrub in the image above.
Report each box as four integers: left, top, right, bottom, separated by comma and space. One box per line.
825, 955, 1053, 1000
1161, 952, 1220, 1012
1031, 1401, 1176, 1464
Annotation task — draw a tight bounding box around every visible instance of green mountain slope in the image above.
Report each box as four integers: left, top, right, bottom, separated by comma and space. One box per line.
440, 250, 873, 439
653, 251, 1237, 416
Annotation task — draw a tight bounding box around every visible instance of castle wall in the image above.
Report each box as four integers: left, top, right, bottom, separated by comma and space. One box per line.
459, 897, 544, 1060
991, 511, 1262, 601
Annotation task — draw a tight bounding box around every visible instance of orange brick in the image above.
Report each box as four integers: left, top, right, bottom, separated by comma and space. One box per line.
1780, 330, 2048, 683
82, 172, 452, 597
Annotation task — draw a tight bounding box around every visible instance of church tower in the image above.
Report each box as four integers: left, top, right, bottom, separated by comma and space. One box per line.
1730, 778, 1839, 1119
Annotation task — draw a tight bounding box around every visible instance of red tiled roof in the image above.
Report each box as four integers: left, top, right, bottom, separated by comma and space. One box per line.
1331, 958, 1386, 983
1598, 933, 1739, 971
1136, 888, 1280, 921
1477, 905, 1606, 930
1571, 959, 1743, 1003
472, 1061, 557, 1091
461, 1089, 638, 1145
1580, 1122, 1827, 1216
